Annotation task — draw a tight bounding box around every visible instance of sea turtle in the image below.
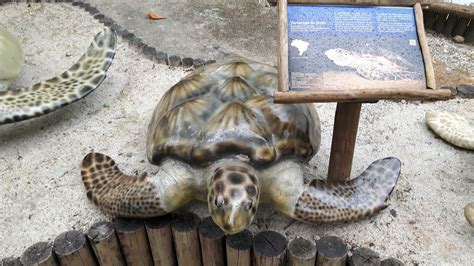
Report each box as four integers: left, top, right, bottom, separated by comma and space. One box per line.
0, 28, 116, 125
81, 56, 401, 234
425, 111, 474, 150
325, 47, 420, 81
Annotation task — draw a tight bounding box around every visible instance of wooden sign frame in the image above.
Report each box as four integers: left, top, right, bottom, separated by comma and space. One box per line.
275, 0, 452, 103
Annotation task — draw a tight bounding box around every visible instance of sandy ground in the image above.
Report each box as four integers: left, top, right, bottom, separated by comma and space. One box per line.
1, 3, 473, 264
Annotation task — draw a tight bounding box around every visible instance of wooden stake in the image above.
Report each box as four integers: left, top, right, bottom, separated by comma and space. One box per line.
433, 13, 448, 33
226, 230, 253, 266
278, 0, 289, 92
86, 220, 125, 266
253, 230, 288, 266
442, 15, 459, 36
452, 17, 469, 37
145, 214, 177, 266
327, 102, 361, 182
114, 218, 153, 266
171, 212, 202, 266
316, 236, 348, 266
464, 23, 474, 43
348, 247, 381, 266
20, 242, 58, 266
414, 3, 437, 90
198, 217, 226, 266
53, 230, 97, 265
288, 237, 316, 266
423, 10, 437, 29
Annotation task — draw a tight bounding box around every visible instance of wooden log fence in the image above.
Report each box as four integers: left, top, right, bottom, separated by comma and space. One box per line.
2, 213, 407, 265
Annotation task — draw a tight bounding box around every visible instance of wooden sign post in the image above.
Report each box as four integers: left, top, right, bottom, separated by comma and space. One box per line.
276, 0, 452, 181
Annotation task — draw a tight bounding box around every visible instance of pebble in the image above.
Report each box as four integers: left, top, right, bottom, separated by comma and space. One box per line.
452, 35, 464, 43
154, 51, 168, 65
457, 84, 474, 98
427, 32, 474, 74
168, 55, 182, 67
464, 202, 474, 227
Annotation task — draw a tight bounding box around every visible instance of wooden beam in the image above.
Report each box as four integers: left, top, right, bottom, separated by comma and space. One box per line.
287, 0, 434, 7
172, 213, 202, 266
278, 0, 289, 92
253, 231, 288, 266
21, 242, 58, 266
273, 88, 452, 103
87, 221, 125, 266
53, 230, 97, 266
316, 236, 348, 266
145, 215, 177, 266
198, 217, 226, 266
288, 237, 317, 266
226, 230, 253, 266
429, 3, 474, 20
415, 3, 437, 90
114, 218, 153, 266
327, 103, 361, 182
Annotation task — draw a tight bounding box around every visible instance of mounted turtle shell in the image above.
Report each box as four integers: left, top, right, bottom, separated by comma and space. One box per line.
146, 56, 320, 166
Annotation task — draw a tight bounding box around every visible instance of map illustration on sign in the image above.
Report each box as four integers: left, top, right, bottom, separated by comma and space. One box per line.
288, 5, 426, 91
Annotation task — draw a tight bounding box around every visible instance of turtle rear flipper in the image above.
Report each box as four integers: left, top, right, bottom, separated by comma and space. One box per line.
292, 157, 401, 223
0, 28, 116, 125
81, 152, 168, 217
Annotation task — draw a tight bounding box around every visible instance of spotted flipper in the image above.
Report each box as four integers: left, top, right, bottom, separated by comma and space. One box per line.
292, 157, 401, 223
81, 152, 167, 217
425, 111, 474, 150
0, 28, 116, 125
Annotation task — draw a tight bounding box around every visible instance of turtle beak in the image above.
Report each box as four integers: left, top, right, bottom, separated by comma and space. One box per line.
220, 204, 249, 234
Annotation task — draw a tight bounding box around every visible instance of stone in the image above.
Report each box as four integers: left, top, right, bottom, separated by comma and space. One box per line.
100, 17, 114, 26
381, 258, 404, 266
168, 55, 182, 67
93, 13, 105, 20
122, 31, 135, 41
193, 58, 205, 68
464, 202, 474, 227
109, 22, 122, 32
142, 45, 157, 60
128, 37, 145, 50
457, 84, 474, 98
72, 1, 84, 7
81, 2, 90, 9
452, 35, 465, 43
182, 57, 193, 67
85, 6, 99, 15
154, 51, 168, 65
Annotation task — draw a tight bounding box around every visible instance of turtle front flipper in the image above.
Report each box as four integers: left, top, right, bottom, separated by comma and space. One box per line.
292, 157, 401, 223
81, 152, 184, 218
0, 28, 116, 125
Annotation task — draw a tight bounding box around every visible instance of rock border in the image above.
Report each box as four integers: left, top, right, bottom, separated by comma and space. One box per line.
0, 0, 216, 70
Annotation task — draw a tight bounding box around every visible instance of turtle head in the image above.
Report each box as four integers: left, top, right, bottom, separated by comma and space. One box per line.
207, 161, 260, 234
